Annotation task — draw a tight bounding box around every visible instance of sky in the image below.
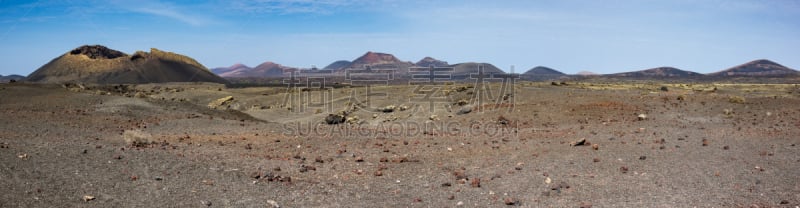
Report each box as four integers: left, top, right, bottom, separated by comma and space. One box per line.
1, 0, 799, 76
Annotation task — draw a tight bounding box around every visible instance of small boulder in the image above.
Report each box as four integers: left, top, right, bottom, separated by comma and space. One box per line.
134, 92, 147, 98
325, 114, 345, 125
379, 105, 396, 113
569, 138, 586, 146
457, 105, 473, 115
207, 96, 234, 109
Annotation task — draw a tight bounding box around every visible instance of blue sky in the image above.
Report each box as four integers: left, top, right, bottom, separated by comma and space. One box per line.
1, 0, 799, 75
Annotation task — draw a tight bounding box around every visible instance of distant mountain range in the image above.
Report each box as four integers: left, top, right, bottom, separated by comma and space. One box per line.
25, 45, 228, 84
211, 52, 798, 81
20, 45, 798, 85
214, 62, 297, 78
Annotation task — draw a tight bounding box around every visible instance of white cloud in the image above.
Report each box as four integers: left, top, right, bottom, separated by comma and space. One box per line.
226, 0, 393, 14
105, 0, 216, 26
131, 7, 208, 26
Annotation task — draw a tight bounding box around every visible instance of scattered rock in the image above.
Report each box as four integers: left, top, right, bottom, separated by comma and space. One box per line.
299, 165, 316, 172
391, 156, 415, 163
639, 156, 646, 160
591, 143, 599, 150
550, 181, 570, 190
779, 200, 789, 204
429, 115, 439, 121
354, 156, 364, 162
579, 202, 593, 208
637, 114, 647, 121
702, 139, 709, 146
470, 178, 481, 187
660, 86, 669, 92
454, 171, 467, 180
497, 116, 510, 125
374, 170, 383, 176
593, 158, 600, 162
620, 166, 629, 174
570, 138, 586, 146
723, 146, 730, 150
200, 200, 212, 206
123, 130, 154, 147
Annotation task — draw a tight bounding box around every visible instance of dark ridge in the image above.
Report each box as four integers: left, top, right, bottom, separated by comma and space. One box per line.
70, 45, 127, 59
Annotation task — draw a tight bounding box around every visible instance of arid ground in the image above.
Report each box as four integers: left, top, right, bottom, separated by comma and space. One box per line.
1, 81, 799, 207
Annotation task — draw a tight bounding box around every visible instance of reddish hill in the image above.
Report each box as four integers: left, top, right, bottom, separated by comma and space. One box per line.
345, 51, 412, 70
709, 59, 798, 76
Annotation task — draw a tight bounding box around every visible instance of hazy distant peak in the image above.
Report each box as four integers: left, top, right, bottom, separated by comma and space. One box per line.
710, 59, 798, 76
523, 66, 565, 75
610, 66, 702, 77
323, 60, 351, 70
415, 57, 449, 67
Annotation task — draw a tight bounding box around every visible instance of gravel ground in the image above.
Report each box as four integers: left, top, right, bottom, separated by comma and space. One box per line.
1, 82, 798, 207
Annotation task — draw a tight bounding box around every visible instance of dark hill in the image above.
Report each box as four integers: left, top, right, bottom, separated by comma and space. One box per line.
25, 45, 228, 84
